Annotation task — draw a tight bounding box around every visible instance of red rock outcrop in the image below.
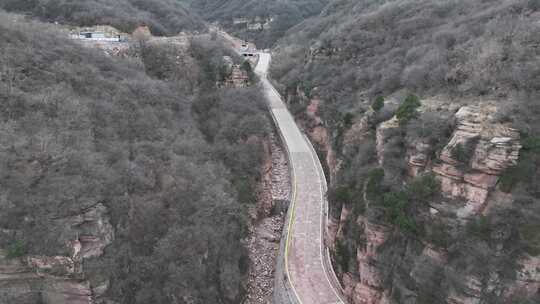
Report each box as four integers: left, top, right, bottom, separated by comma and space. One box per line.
431, 105, 521, 217
64, 203, 114, 259
338, 215, 392, 304
0, 250, 92, 304
27, 256, 75, 277
0, 203, 114, 304
331, 102, 530, 304
303, 98, 340, 181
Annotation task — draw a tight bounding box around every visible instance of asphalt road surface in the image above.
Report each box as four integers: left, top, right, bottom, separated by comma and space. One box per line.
256, 53, 346, 304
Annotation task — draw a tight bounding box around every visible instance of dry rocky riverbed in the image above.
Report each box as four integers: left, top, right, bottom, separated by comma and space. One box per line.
244, 134, 291, 304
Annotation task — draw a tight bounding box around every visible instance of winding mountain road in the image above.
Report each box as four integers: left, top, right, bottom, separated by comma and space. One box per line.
255, 53, 346, 304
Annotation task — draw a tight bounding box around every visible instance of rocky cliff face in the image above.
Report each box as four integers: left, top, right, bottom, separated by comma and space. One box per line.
0, 204, 113, 304
0, 253, 93, 304
334, 102, 540, 304
294, 95, 539, 303
301, 97, 340, 180
431, 105, 521, 218
344, 217, 392, 304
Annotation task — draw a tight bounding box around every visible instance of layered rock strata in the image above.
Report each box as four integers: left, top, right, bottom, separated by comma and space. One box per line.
0, 204, 114, 304
431, 105, 521, 217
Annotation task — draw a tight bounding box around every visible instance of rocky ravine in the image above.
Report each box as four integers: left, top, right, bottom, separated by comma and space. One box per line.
244, 133, 290, 304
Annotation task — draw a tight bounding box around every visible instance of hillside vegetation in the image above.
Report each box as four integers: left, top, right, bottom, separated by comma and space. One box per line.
0, 12, 269, 304
0, 0, 206, 35
270, 1, 540, 303
272, 0, 540, 131
181, 0, 329, 47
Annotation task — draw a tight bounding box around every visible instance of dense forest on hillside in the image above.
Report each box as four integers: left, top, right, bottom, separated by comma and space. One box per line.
181, 0, 329, 47
271, 0, 540, 303
0, 12, 269, 304
2, 0, 540, 302
273, 0, 540, 126
0, 0, 206, 35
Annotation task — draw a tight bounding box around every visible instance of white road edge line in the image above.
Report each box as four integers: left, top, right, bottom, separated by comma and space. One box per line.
286, 152, 304, 304
305, 135, 347, 304
257, 51, 346, 304
260, 53, 304, 304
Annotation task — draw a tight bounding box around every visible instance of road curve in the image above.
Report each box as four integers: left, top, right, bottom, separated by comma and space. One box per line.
255, 53, 346, 304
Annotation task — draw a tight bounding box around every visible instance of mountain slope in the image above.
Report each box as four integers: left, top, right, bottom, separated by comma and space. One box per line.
273, 0, 540, 108
181, 0, 329, 47
0, 0, 206, 35
0, 12, 269, 304
270, 1, 540, 303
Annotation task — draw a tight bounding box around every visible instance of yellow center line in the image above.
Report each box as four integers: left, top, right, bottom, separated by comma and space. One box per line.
283, 154, 304, 304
